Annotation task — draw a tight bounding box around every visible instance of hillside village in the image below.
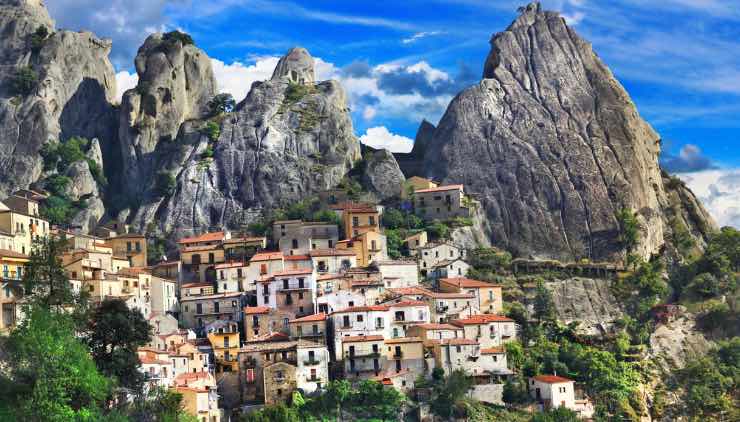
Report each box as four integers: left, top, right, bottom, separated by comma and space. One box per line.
1, 178, 601, 420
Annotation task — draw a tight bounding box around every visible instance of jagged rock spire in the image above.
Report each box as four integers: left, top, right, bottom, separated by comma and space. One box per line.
271, 47, 315, 84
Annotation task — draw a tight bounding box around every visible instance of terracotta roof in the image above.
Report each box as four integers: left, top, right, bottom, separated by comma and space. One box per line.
309, 249, 357, 257
439, 338, 478, 346
178, 231, 225, 244
181, 282, 213, 289
318, 273, 344, 280
179, 292, 242, 302
342, 334, 384, 343
0, 249, 28, 259
414, 184, 464, 194
174, 371, 212, 386
452, 314, 514, 325
214, 261, 246, 269
271, 268, 313, 277
389, 300, 428, 308
413, 323, 460, 330
247, 331, 290, 342
284, 255, 310, 261
351, 279, 384, 287
289, 313, 326, 323
244, 306, 271, 315
139, 356, 172, 365
481, 347, 506, 354
440, 277, 501, 288
250, 251, 284, 262
332, 305, 389, 314
533, 375, 573, 384
182, 244, 219, 253
387, 287, 474, 300
385, 336, 423, 344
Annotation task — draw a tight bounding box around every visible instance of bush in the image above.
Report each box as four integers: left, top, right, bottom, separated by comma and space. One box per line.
201, 145, 214, 159
29, 25, 49, 52
207, 93, 236, 116
10, 66, 38, 96
86, 159, 107, 187
201, 121, 221, 141
162, 30, 194, 46
616, 208, 639, 254
426, 220, 449, 240
154, 171, 177, 197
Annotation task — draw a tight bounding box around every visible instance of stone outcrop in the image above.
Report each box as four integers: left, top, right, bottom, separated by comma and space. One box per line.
360, 147, 405, 201
394, 119, 435, 178
546, 277, 623, 336
416, 2, 713, 263
270, 47, 315, 84
0, 0, 116, 197
116, 32, 217, 201
126, 47, 361, 236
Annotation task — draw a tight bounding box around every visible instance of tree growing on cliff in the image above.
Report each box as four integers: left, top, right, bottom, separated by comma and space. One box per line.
207, 93, 236, 116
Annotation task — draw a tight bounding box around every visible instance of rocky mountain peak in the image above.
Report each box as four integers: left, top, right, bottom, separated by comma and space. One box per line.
271, 47, 315, 84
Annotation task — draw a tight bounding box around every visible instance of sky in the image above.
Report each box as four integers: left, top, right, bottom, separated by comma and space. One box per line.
46, 0, 740, 227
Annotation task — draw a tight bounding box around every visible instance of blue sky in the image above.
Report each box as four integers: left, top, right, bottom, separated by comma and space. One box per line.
47, 0, 740, 226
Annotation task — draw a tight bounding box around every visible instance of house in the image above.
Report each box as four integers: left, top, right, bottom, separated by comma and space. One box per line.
388, 301, 430, 338
342, 335, 385, 379
244, 306, 293, 341
174, 371, 220, 422
0, 192, 50, 256
264, 361, 297, 405
244, 251, 285, 292
331, 305, 390, 360
239, 335, 297, 403
451, 314, 517, 348
107, 233, 147, 267
383, 337, 426, 377
181, 282, 215, 298
317, 288, 367, 315
406, 323, 464, 343
432, 338, 480, 376
288, 313, 327, 343
150, 260, 182, 285
178, 231, 230, 283
309, 248, 356, 274
138, 348, 176, 389
256, 268, 317, 318
418, 242, 465, 278
529, 375, 577, 412
0, 248, 27, 332
375, 259, 419, 288
388, 286, 478, 322
150, 276, 178, 316
214, 261, 247, 293
341, 203, 381, 239
406, 176, 438, 193
439, 278, 503, 314
350, 278, 386, 306
206, 320, 241, 372
272, 220, 339, 255
176, 341, 212, 374
412, 184, 472, 221
336, 231, 387, 267
429, 258, 471, 280
403, 231, 428, 255
180, 292, 245, 329
295, 341, 330, 393
222, 236, 266, 263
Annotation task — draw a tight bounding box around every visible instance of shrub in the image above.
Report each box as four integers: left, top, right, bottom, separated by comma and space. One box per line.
86, 159, 107, 187
616, 208, 640, 254
426, 220, 449, 240
29, 25, 49, 52
207, 93, 236, 116
201, 145, 214, 159
10, 66, 38, 96
201, 121, 220, 141
154, 171, 177, 197
162, 30, 194, 46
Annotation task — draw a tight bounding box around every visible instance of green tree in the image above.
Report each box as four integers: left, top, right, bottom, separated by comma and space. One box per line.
616, 208, 639, 254
240, 403, 299, 422
0, 305, 110, 420
386, 229, 403, 259
531, 407, 579, 422
10, 66, 38, 96
351, 380, 405, 420
201, 121, 221, 141
426, 220, 449, 241
430, 370, 473, 418
207, 93, 236, 116
502, 375, 530, 405
382, 208, 406, 230
533, 280, 556, 323
155, 171, 177, 197
87, 298, 152, 391
22, 237, 77, 310
127, 387, 199, 422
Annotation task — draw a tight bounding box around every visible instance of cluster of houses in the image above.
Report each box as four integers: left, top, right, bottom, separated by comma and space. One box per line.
0, 179, 595, 420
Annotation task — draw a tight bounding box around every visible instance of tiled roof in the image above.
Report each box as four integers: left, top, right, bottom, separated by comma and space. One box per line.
271, 268, 313, 277
451, 314, 514, 325
384, 336, 423, 344
178, 231, 225, 244
289, 313, 326, 323
414, 184, 464, 194
533, 375, 573, 384
244, 306, 271, 315
481, 347, 506, 354
309, 249, 357, 257
139, 356, 172, 365
0, 249, 28, 259
440, 277, 501, 288
317, 273, 344, 280
182, 244, 219, 252
389, 300, 428, 308
222, 236, 265, 244
214, 261, 246, 269
342, 334, 383, 343
331, 305, 389, 314
250, 251, 284, 262
181, 282, 213, 289
439, 338, 478, 346
413, 323, 460, 330
247, 332, 290, 342
284, 255, 310, 261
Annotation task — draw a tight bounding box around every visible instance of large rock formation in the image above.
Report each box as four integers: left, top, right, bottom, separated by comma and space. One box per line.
0, 0, 116, 197
125, 47, 361, 235
360, 147, 406, 201
117, 32, 218, 201
414, 2, 714, 262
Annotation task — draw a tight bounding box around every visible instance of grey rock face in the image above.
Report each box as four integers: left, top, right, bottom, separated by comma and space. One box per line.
64, 160, 104, 232
451, 205, 492, 250
547, 277, 623, 336
394, 119, 435, 178
420, 3, 713, 262
361, 147, 405, 201
117, 33, 217, 200
271, 47, 315, 84
128, 48, 361, 236
0, 0, 116, 196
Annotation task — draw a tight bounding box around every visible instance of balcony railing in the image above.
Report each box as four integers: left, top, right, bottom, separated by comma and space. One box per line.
303, 358, 321, 366
307, 376, 321, 382
346, 351, 380, 359
391, 351, 403, 359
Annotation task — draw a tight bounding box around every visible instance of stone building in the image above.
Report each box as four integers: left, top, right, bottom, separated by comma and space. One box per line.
412, 184, 473, 221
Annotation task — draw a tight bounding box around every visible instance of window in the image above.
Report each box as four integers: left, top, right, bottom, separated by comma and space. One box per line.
298, 278, 305, 288
208, 253, 214, 264
283, 279, 289, 289
357, 314, 363, 322
310, 368, 317, 379
456, 345, 461, 353
348, 301, 354, 307
352, 216, 359, 227
232, 300, 237, 307
298, 292, 304, 300
223, 283, 227, 290
297, 325, 303, 336
237, 268, 243, 278
368, 216, 375, 226
127, 241, 132, 252
292, 239, 298, 249
220, 270, 225, 280
393, 328, 398, 338
260, 264, 267, 275
223, 337, 229, 348
371, 240, 377, 251
196, 303, 203, 314
263, 295, 269, 304
214, 302, 220, 313
489, 291, 494, 301
342, 315, 350, 327
192, 254, 201, 265
312, 324, 318, 334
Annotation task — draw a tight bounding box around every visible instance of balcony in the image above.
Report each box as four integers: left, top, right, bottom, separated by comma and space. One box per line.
274, 376, 286, 383
345, 351, 380, 359
307, 375, 322, 382
390, 351, 403, 360
303, 358, 321, 366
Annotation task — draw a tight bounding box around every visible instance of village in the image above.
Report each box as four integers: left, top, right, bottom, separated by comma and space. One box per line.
0, 177, 598, 421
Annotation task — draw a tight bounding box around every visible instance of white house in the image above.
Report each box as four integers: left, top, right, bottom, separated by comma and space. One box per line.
529, 375, 576, 411
296, 343, 330, 393
310, 249, 357, 274
331, 305, 390, 360
418, 242, 465, 277
256, 268, 317, 318
150, 276, 178, 315
375, 260, 419, 288
317, 289, 367, 315
387, 300, 430, 338
451, 314, 517, 348
244, 251, 285, 292
214, 262, 247, 293
430, 258, 471, 280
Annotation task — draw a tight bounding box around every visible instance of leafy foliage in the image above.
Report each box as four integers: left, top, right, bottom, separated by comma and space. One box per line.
10, 66, 38, 96
201, 120, 221, 141
207, 93, 236, 116
29, 25, 50, 52
22, 237, 79, 310
162, 30, 194, 46
533, 279, 557, 323
429, 370, 474, 418
531, 407, 580, 422
616, 208, 639, 254
154, 171, 177, 197
426, 220, 450, 240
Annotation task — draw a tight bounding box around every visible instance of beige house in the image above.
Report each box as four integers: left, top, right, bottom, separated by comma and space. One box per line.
403, 231, 428, 254
439, 277, 503, 314
107, 233, 147, 267
375, 259, 419, 288
1, 248, 28, 332
244, 306, 293, 341
0, 192, 50, 255
412, 184, 472, 221
451, 314, 517, 348
180, 291, 244, 329
529, 374, 594, 418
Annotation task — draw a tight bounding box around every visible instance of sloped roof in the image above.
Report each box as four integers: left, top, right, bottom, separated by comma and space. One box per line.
452, 314, 514, 325
533, 375, 573, 384
178, 231, 225, 244
414, 184, 464, 194
440, 277, 501, 288
289, 313, 326, 323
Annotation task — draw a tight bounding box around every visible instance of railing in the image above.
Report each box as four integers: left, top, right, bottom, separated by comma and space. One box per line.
307, 376, 321, 382
391, 351, 403, 359
303, 358, 320, 365
346, 351, 380, 359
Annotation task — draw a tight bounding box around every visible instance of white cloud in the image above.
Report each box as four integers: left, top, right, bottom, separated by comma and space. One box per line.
678, 169, 740, 228
562, 11, 585, 25
362, 106, 377, 120
211, 57, 279, 101
115, 71, 139, 103
359, 127, 414, 153
402, 31, 444, 44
